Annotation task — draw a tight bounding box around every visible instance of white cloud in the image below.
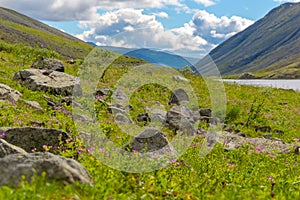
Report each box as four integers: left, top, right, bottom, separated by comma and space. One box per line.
189, 10, 254, 44
76, 8, 254, 58
76, 8, 212, 58
151, 12, 169, 18
194, 0, 217, 7
0, 0, 182, 21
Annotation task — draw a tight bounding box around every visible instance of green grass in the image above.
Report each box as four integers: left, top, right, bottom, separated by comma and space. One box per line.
0, 40, 300, 199
0, 19, 92, 59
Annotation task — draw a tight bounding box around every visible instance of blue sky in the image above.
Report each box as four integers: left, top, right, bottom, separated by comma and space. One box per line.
0, 0, 298, 58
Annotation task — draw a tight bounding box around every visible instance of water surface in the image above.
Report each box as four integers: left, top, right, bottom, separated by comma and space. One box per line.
222, 79, 300, 92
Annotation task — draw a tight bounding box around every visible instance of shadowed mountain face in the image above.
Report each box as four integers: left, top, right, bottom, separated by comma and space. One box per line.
197, 2, 300, 77
0, 7, 92, 59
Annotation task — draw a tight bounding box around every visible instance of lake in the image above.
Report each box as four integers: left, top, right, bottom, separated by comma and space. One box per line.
221, 79, 300, 92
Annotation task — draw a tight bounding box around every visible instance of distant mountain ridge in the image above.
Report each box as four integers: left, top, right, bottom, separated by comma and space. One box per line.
197, 2, 300, 78
0, 7, 92, 58
99, 46, 198, 69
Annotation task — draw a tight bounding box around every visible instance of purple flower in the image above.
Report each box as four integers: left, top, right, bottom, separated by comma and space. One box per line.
294, 163, 297, 167
268, 176, 274, 182
256, 148, 261, 153
0, 132, 6, 138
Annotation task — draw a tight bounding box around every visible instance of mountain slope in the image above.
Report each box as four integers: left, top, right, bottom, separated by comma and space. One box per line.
197, 2, 300, 77
0, 7, 92, 59
100, 46, 197, 69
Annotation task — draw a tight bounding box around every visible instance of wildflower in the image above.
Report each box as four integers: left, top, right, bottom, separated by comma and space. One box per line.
257, 148, 261, 153
99, 147, 105, 153
294, 163, 297, 167
268, 176, 274, 182
0, 132, 6, 138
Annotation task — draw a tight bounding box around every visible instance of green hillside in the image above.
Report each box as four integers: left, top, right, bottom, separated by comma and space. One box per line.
0, 7, 92, 59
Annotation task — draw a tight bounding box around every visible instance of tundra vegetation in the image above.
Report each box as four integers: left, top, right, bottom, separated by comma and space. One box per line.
0, 40, 300, 199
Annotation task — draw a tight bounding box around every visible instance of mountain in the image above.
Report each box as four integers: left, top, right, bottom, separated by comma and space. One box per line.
0, 7, 92, 59
99, 46, 197, 69
197, 2, 300, 78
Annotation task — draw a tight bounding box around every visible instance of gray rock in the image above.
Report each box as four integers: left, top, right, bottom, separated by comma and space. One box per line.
0, 127, 71, 153
108, 105, 127, 115
125, 128, 169, 153
218, 131, 296, 154
173, 75, 190, 83
32, 58, 65, 72
137, 113, 151, 124
167, 105, 195, 128
115, 113, 131, 124
73, 114, 95, 124
0, 152, 93, 187
169, 88, 189, 105
150, 109, 167, 123
112, 89, 128, 102
199, 108, 212, 117
94, 87, 111, 97
21, 99, 43, 112
13, 69, 82, 96
0, 139, 27, 158
0, 83, 22, 103
239, 72, 257, 79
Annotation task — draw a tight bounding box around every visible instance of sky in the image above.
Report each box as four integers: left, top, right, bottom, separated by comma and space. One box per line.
0, 0, 299, 58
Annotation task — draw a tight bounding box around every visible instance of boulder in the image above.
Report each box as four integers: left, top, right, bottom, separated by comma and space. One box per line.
112, 89, 128, 102
0, 83, 22, 103
199, 108, 212, 117
0, 127, 71, 153
115, 113, 131, 124
239, 72, 257, 79
137, 113, 151, 124
125, 128, 169, 153
32, 58, 65, 72
21, 99, 43, 112
173, 75, 190, 83
150, 109, 167, 123
217, 131, 297, 154
166, 105, 195, 128
0, 152, 93, 187
13, 69, 82, 96
0, 139, 27, 158
169, 88, 189, 105
166, 105, 196, 135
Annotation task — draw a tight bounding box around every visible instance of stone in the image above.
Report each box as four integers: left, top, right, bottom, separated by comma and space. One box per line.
115, 113, 131, 124
150, 109, 167, 123
0, 139, 27, 158
73, 114, 95, 124
217, 131, 296, 154
199, 108, 212, 117
173, 75, 190, 83
108, 105, 127, 115
21, 99, 43, 112
0, 127, 71, 153
239, 72, 257, 79
112, 89, 128, 102
137, 113, 151, 124
32, 58, 65, 72
254, 125, 271, 133
169, 88, 189, 105
166, 105, 196, 135
0, 152, 93, 187
125, 128, 169, 153
0, 83, 22, 103
94, 87, 111, 97
13, 69, 82, 96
